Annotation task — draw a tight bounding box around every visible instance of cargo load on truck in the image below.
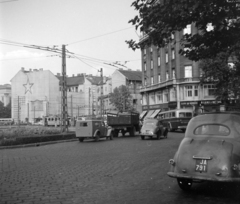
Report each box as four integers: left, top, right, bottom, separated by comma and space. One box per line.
107, 111, 140, 137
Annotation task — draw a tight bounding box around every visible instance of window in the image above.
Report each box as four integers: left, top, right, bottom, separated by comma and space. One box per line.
151, 60, 153, 69
144, 48, 146, 55
185, 66, 192, 78
156, 91, 163, 103
183, 24, 191, 35
186, 86, 193, 97
166, 71, 169, 80
151, 76, 154, 85
150, 47, 153, 53
158, 74, 161, 83
172, 68, 176, 79
158, 56, 161, 66
80, 122, 88, 127
204, 85, 216, 96
194, 85, 198, 97
194, 124, 230, 136
166, 53, 168, 63
144, 78, 147, 86
164, 92, 169, 103
171, 49, 175, 59
144, 62, 147, 71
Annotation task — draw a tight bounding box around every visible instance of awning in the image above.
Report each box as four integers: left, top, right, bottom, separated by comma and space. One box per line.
150, 109, 161, 118
139, 111, 147, 119
144, 110, 155, 119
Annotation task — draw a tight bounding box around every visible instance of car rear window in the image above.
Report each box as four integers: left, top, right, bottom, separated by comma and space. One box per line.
79, 122, 88, 127
194, 124, 230, 136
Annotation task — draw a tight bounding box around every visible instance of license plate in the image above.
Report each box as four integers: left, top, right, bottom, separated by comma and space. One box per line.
195, 159, 207, 172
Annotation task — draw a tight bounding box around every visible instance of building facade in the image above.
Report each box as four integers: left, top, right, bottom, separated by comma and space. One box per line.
0, 84, 11, 107
140, 24, 221, 116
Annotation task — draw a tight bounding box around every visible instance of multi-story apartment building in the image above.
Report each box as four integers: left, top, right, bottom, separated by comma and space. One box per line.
140, 24, 223, 117
96, 69, 142, 114
0, 84, 11, 107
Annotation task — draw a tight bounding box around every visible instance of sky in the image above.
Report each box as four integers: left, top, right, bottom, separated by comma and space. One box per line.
0, 0, 141, 84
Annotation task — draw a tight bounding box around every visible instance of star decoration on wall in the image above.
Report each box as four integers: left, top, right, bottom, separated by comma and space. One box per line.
23, 77, 34, 94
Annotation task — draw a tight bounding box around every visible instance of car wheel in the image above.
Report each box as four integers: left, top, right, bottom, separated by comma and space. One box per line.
95, 133, 100, 142
177, 178, 192, 191
114, 129, 119, 137
79, 138, 84, 142
109, 132, 113, 140
164, 129, 168, 138
141, 136, 145, 140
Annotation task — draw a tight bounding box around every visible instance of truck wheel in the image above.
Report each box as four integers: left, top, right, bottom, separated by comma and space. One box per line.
79, 138, 84, 142
114, 129, 119, 137
141, 136, 145, 140
130, 127, 136, 136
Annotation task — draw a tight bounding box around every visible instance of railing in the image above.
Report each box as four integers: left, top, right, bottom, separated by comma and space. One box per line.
140, 77, 201, 93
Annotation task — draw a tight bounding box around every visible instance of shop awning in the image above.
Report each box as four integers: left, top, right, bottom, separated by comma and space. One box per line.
150, 109, 161, 118
139, 110, 147, 119
144, 110, 155, 119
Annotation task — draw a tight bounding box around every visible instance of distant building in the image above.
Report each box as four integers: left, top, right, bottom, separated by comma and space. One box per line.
111, 69, 142, 113
0, 84, 11, 107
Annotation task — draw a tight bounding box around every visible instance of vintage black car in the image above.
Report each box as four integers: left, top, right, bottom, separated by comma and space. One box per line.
167, 112, 240, 190
140, 118, 168, 140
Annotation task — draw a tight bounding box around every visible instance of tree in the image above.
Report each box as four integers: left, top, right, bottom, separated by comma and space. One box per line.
0, 101, 11, 118
199, 52, 240, 105
109, 85, 134, 112
126, 0, 240, 61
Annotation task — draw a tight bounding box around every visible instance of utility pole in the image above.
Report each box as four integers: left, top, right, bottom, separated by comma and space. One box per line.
98, 68, 103, 118
18, 96, 20, 126
61, 44, 68, 132
89, 88, 91, 115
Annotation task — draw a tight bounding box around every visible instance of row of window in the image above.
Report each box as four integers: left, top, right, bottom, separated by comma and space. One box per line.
142, 85, 215, 105
144, 65, 192, 86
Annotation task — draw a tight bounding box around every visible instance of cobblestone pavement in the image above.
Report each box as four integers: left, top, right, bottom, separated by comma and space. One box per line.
1, 133, 240, 204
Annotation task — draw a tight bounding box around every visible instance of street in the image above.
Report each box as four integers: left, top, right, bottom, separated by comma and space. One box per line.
0, 132, 240, 204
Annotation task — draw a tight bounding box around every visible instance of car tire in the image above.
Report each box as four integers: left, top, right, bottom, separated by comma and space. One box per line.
177, 178, 192, 191
95, 133, 100, 142
109, 132, 113, 140
79, 138, 84, 142
141, 136, 145, 140
164, 129, 168, 138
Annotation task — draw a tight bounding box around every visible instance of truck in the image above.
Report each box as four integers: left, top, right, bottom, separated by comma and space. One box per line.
75, 117, 113, 142
107, 111, 140, 137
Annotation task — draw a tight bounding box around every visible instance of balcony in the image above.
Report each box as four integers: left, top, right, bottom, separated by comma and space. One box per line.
140, 77, 201, 93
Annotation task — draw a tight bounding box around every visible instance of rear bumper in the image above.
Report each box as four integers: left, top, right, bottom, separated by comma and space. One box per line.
167, 172, 240, 182
140, 133, 156, 137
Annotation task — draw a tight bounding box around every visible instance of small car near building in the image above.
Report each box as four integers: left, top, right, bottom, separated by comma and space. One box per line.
168, 111, 240, 190
75, 118, 113, 142
140, 118, 168, 140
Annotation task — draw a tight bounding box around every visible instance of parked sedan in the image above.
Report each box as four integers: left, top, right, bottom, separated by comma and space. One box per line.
140, 118, 168, 140
167, 111, 240, 190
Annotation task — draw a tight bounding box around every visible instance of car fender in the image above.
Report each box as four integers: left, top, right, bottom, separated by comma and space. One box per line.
93, 129, 101, 137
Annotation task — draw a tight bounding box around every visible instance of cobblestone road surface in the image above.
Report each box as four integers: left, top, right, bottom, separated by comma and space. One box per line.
1, 133, 240, 204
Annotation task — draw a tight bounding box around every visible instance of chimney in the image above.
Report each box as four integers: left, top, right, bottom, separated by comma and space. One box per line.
57, 73, 61, 76
77, 74, 80, 76
39, 68, 43, 71
29, 69, 32, 71
72, 74, 75, 77
21, 67, 25, 71
33, 69, 38, 71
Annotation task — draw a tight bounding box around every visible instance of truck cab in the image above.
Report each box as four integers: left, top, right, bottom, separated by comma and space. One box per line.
75, 118, 113, 142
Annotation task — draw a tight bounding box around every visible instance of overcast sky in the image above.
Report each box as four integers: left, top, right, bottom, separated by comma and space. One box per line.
0, 0, 141, 84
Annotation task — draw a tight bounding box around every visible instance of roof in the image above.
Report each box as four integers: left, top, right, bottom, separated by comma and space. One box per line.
86, 75, 102, 85
118, 70, 142, 81
56, 75, 85, 86
0, 84, 11, 89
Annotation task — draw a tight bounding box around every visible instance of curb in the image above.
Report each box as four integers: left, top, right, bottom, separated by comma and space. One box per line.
0, 138, 78, 150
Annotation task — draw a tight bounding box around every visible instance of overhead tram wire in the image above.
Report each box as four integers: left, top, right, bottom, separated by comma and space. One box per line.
67, 26, 134, 45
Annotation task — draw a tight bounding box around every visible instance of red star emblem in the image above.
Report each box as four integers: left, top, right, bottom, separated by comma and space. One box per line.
23, 78, 34, 94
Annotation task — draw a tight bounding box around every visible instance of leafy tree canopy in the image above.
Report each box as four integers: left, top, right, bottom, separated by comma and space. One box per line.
200, 52, 240, 103
0, 101, 11, 118
126, 0, 240, 61
109, 85, 134, 112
